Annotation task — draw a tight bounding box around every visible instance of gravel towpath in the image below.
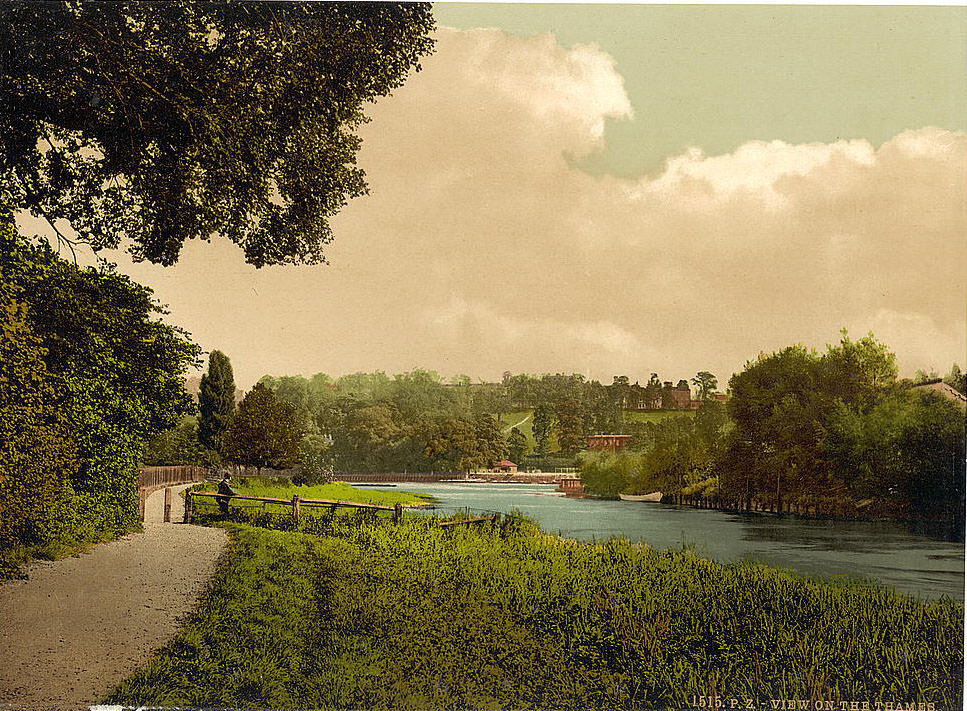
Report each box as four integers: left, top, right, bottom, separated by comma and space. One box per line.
0, 485, 226, 710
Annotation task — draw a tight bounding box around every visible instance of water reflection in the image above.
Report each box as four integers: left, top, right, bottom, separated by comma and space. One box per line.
378, 482, 965, 601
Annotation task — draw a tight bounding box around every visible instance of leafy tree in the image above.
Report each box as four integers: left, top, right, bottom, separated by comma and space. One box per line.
222, 383, 301, 473
1, 2, 435, 266
1, 213, 199, 541
0, 278, 76, 567
299, 434, 334, 485
474, 414, 506, 467
820, 330, 897, 406
144, 416, 206, 467
943, 363, 966, 395
691, 371, 718, 400
506, 427, 528, 465
554, 399, 586, 456
198, 351, 236, 453
532, 404, 555, 457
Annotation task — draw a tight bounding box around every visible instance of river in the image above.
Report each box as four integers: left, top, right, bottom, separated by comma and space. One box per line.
374, 482, 965, 601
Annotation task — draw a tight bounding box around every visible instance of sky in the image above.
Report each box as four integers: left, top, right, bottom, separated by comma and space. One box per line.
18, 3, 967, 390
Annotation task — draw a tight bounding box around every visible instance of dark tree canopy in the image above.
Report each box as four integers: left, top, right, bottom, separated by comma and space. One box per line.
0, 1, 435, 266
198, 350, 236, 453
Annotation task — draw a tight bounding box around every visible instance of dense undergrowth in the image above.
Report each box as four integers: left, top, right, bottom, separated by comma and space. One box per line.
105, 514, 963, 711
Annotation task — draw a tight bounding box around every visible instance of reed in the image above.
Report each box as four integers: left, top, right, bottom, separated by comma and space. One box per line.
105, 515, 963, 710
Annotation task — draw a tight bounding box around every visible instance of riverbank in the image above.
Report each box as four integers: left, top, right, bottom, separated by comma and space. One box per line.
104, 514, 963, 710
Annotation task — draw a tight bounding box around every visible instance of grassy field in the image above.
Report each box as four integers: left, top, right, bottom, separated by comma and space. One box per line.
622, 409, 695, 424
105, 514, 963, 710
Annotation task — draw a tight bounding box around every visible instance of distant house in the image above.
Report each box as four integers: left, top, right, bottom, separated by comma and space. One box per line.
492, 459, 518, 473
586, 434, 632, 452
663, 381, 692, 410
911, 379, 967, 410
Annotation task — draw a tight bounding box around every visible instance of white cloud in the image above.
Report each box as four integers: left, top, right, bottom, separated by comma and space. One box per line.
46, 28, 966, 387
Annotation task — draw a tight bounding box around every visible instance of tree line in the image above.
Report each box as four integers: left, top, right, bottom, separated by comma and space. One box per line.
148, 366, 722, 476
581, 332, 966, 529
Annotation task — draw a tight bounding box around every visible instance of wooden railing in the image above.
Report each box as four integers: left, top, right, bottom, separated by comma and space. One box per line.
185, 491, 403, 524
138, 465, 209, 489
185, 491, 502, 529
138, 466, 211, 521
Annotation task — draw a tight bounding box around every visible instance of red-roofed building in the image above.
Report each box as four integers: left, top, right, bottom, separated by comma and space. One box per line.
492, 460, 518, 473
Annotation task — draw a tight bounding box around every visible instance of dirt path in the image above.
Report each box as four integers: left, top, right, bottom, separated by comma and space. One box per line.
0, 485, 226, 710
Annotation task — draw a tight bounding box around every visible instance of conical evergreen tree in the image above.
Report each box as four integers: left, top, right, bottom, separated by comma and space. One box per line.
198, 350, 236, 453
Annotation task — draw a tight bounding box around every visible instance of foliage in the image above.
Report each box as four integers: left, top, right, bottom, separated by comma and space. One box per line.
717, 331, 962, 525
0, 278, 76, 573
507, 427, 529, 464
143, 415, 207, 467
580, 403, 730, 498
1, 2, 435, 266
198, 350, 236, 453
0, 213, 199, 558
222, 383, 301, 472
691, 371, 718, 400
106, 520, 964, 709
532, 403, 555, 457
299, 434, 334, 485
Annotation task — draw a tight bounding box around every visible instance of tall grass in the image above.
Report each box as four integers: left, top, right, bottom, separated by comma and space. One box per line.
106, 516, 963, 710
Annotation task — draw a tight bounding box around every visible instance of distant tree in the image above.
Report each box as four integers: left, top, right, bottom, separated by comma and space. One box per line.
555, 399, 586, 457
691, 371, 718, 400
198, 351, 236, 454
943, 364, 965, 395
507, 427, 528, 465
0, 2, 435, 266
643, 373, 663, 409
532, 404, 555, 457
222, 383, 301, 473
474, 414, 506, 466
299, 434, 334, 485
144, 416, 206, 467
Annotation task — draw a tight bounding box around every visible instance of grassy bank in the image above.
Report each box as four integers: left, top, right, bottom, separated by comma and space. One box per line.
194, 477, 435, 508
106, 515, 963, 710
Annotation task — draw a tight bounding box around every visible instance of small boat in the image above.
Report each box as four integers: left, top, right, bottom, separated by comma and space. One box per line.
619, 491, 663, 502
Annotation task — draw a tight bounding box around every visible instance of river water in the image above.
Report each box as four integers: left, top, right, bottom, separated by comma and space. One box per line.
375, 482, 965, 601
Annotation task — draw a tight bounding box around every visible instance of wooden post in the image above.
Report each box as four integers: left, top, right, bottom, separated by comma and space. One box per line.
139, 488, 147, 521
184, 491, 193, 524
163, 487, 172, 523
292, 494, 301, 524
393, 502, 402, 523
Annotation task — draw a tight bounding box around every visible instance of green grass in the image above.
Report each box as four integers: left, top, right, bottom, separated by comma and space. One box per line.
622, 409, 695, 424
195, 478, 434, 508
499, 410, 563, 454
105, 515, 963, 710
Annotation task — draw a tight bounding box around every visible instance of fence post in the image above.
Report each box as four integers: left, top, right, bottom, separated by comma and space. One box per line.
292, 494, 301, 524
163, 487, 172, 523
139, 488, 147, 521
393, 502, 402, 524
184, 491, 193, 524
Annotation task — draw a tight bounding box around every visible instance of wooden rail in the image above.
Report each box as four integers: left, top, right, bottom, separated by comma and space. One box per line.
185, 491, 403, 524
438, 513, 500, 528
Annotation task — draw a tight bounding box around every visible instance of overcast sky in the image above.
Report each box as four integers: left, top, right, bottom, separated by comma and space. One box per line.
19, 4, 967, 389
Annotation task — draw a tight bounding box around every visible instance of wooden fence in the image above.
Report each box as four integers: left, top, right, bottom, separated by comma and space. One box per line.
139, 465, 209, 489
186, 491, 501, 528
186, 491, 403, 524
138, 466, 211, 521
670, 494, 858, 519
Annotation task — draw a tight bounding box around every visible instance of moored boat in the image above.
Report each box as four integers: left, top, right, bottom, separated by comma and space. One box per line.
619, 491, 663, 502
